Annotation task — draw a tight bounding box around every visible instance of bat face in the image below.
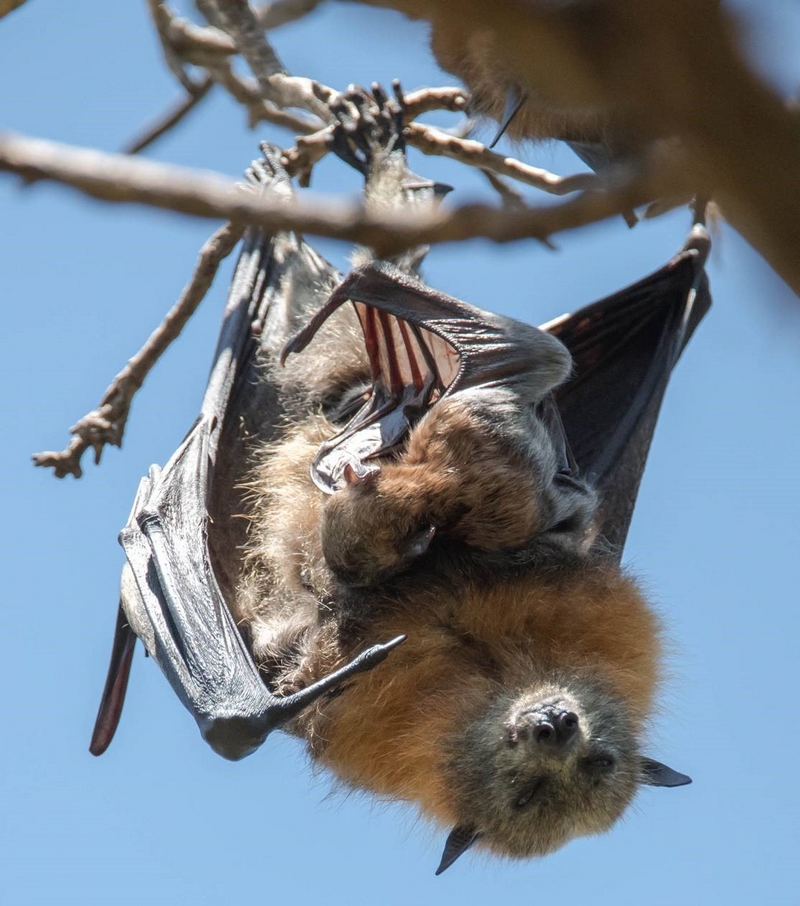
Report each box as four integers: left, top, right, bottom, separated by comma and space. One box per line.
449, 678, 641, 859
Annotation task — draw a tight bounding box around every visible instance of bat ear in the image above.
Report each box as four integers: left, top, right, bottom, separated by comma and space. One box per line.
402, 525, 436, 562
489, 84, 525, 148
435, 824, 481, 875
640, 757, 692, 788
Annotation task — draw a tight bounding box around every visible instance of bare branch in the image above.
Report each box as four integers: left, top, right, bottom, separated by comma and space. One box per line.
123, 80, 214, 155
0, 132, 663, 255
480, 169, 526, 210
33, 221, 245, 478
148, 0, 207, 90
405, 123, 601, 196
404, 87, 469, 120
201, 0, 332, 117
280, 126, 332, 183
203, 59, 323, 133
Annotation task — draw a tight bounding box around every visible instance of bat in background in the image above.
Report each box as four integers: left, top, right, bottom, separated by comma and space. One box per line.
90, 88, 709, 873
346, 0, 668, 224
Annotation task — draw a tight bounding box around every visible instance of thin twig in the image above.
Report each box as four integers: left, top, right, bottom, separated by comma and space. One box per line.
123, 80, 214, 155
405, 122, 601, 196
32, 221, 245, 478
404, 87, 469, 119
145, 0, 324, 65
148, 0, 205, 90
480, 169, 527, 210
280, 126, 332, 182
203, 59, 323, 132
0, 132, 663, 255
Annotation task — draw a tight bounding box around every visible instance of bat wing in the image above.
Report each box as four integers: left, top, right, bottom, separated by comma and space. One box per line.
283, 260, 574, 492
547, 225, 712, 554
90, 155, 404, 761
284, 226, 710, 554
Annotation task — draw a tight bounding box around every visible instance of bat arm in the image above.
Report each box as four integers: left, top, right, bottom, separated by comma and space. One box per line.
199, 635, 407, 759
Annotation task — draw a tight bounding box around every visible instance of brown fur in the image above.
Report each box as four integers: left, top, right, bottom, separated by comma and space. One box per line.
235, 398, 662, 859
321, 399, 551, 585
232, 88, 664, 862
353, 0, 614, 144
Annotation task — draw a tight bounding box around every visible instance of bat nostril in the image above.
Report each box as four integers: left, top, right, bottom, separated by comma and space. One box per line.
534, 722, 555, 745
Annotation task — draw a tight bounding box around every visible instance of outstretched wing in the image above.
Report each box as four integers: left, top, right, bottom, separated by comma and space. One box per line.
90, 160, 404, 761
548, 225, 712, 554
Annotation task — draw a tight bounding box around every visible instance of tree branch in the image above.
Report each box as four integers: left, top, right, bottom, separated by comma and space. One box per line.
0, 0, 27, 18
405, 123, 601, 196
123, 80, 214, 155
32, 221, 245, 478
254, 0, 323, 30
200, 0, 333, 117
0, 132, 663, 255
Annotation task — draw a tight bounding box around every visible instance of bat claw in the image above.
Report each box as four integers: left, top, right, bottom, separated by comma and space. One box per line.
330, 83, 408, 175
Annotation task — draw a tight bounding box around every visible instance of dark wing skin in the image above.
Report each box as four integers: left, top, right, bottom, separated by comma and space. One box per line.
90, 157, 405, 762
549, 225, 711, 554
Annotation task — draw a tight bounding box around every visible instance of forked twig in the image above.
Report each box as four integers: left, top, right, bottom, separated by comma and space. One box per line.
32, 221, 245, 477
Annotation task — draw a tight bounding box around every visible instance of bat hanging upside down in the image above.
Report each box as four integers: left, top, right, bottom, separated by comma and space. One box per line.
90, 86, 710, 873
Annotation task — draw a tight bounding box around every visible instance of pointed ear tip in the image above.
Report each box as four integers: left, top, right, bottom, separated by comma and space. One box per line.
435, 825, 480, 875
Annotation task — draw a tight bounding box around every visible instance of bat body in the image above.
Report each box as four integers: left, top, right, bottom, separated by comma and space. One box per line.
91, 90, 708, 871
235, 377, 661, 864
348, 0, 638, 169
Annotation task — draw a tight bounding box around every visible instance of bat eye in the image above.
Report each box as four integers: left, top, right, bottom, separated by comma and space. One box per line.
513, 778, 545, 810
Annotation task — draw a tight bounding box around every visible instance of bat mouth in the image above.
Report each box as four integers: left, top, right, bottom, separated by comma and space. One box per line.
282, 266, 464, 493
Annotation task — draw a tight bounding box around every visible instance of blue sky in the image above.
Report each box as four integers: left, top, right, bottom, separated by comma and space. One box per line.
2, 2, 799, 904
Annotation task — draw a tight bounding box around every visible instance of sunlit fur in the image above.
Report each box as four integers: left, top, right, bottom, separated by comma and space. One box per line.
321, 391, 597, 586
352, 0, 614, 144
234, 305, 662, 857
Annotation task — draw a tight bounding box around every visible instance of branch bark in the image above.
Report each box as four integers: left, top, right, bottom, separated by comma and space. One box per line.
0, 132, 662, 255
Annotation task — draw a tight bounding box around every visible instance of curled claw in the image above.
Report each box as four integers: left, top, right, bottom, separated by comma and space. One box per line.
330, 83, 410, 175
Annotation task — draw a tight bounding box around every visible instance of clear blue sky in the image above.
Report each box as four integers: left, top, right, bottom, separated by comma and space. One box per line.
2, 2, 799, 904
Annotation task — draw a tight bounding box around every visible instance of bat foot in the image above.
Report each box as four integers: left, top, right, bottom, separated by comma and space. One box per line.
329, 82, 407, 175
244, 143, 293, 198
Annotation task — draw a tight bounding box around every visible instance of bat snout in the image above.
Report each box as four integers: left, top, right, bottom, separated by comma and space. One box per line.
510, 705, 581, 751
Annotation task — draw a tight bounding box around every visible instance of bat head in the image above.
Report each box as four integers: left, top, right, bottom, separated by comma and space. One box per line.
439, 676, 690, 871
320, 466, 437, 587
